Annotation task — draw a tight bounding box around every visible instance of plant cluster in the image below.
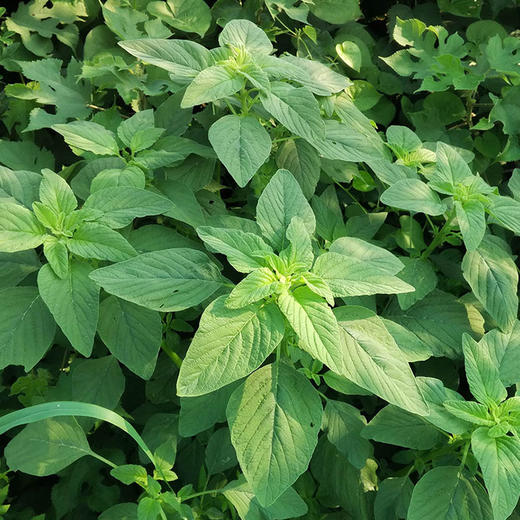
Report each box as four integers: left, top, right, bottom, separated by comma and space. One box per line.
0, 0, 519, 519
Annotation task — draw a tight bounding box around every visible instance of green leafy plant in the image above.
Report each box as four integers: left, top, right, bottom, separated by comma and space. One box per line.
0, 1, 519, 519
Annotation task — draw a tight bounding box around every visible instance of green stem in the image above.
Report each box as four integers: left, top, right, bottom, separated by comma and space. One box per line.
160, 343, 183, 369
182, 488, 223, 501
458, 441, 471, 475
421, 211, 455, 260
335, 182, 368, 214
91, 451, 117, 469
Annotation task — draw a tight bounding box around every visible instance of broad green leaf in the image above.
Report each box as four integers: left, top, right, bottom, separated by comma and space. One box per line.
39, 169, 77, 215
52, 121, 120, 156
329, 237, 405, 275
363, 405, 442, 449
91, 166, 146, 193
67, 222, 137, 262
280, 217, 313, 271
117, 110, 155, 147
276, 139, 320, 198
110, 464, 148, 486
430, 142, 473, 194
226, 268, 280, 309
38, 261, 99, 357
455, 199, 486, 251
312, 252, 414, 297
208, 115, 271, 187
5, 417, 91, 476
462, 333, 507, 405
84, 187, 173, 228
260, 83, 325, 144
256, 169, 315, 251
0, 203, 46, 252
323, 400, 372, 469
484, 322, 520, 387
386, 290, 485, 358
177, 297, 284, 396
147, 0, 211, 37
0, 250, 40, 288
181, 66, 244, 108
380, 179, 446, 216
219, 19, 273, 55
0, 286, 55, 370
223, 478, 308, 520
97, 296, 162, 380
69, 356, 125, 411
137, 498, 162, 519
374, 476, 413, 520
280, 55, 351, 96
118, 39, 212, 84
386, 125, 422, 154
462, 236, 518, 331
89, 248, 223, 312
443, 400, 494, 426
206, 428, 237, 476
489, 195, 520, 235
309, 0, 362, 24
407, 466, 492, 520
335, 306, 428, 415
417, 377, 472, 434
179, 382, 239, 437
197, 226, 273, 273
472, 427, 520, 520
396, 257, 437, 310
227, 362, 322, 506
0, 166, 42, 208
277, 287, 343, 372
43, 236, 69, 279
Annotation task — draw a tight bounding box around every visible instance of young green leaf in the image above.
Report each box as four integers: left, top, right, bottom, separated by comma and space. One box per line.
256, 169, 316, 251
380, 179, 447, 216
218, 19, 273, 55
52, 121, 120, 156
462, 333, 507, 406
455, 199, 486, 251
181, 66, 244, 108
39, 169, 77, 215
226, 268, 280, 309
197, 226, 273, 273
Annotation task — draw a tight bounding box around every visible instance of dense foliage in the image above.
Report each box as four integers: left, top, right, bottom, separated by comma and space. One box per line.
0, 0, 519, 518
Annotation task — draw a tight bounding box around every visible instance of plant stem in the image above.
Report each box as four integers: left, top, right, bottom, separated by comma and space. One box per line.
182, 488, 223, 501
160, 342, 183, 369
91, 451, 117, 468
421, 211, 455, 260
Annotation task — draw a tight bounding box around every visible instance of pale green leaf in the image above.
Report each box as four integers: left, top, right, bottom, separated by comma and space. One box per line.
407, 466, 492, 520
0, 203, 46, 252
256, 169, 315, 251
177, 297, 284, 396
89, 248, 224, 312
52, 121, 120, 156
37, 261, 99, 356
208, 115, 271, 187
227, 363, 322, 506
462, 236, 518, 331
380, 179, 446, 216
